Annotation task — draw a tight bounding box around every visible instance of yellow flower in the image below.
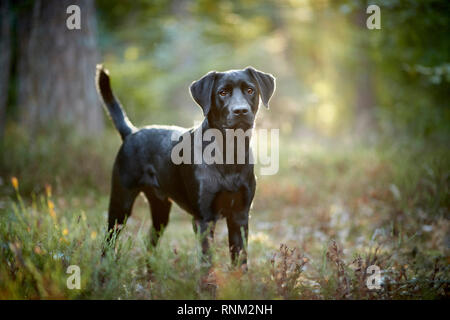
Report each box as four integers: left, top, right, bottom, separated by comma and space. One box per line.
62, 228, 69, 236
45, 184, 52, 197
90, 231, 97, 240
47, 199, 56, 219
11, 177, 19, 190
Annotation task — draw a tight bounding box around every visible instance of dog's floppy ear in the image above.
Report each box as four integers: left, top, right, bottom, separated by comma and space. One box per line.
190, 71, 216, 116
245, 66, 275, 108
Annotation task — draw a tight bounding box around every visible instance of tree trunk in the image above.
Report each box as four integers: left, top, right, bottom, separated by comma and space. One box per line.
17, 0, 103, 134
0, 0, 12, 140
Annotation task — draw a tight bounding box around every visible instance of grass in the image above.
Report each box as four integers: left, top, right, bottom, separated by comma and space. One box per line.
0, 126, 448, 299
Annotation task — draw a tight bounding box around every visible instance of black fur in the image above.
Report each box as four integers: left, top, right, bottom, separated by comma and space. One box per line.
96, 65, 136, 140
96, 65, 276, 266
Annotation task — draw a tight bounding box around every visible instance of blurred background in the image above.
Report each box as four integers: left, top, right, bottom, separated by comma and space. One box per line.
0, 0, 448, 299
1, 0, 449, 185
1, 0, 448, 141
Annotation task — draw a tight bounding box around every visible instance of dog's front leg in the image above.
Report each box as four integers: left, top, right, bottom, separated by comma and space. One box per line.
194, 218, 216, 267
226, 210, 249, 268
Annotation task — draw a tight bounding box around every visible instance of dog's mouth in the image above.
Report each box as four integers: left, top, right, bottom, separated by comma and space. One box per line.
226, 119, 254, 131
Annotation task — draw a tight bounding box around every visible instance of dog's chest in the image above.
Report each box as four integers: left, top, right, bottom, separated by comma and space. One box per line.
212, 188, 246, 215
193, 164, 252, 216
195, 164, 245, 192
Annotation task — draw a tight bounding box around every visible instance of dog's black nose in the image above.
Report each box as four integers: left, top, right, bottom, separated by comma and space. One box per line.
232, 106, 250, 116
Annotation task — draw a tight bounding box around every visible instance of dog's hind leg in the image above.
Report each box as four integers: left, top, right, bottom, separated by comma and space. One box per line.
104, 167, 139, 253
144, 190, 172, 247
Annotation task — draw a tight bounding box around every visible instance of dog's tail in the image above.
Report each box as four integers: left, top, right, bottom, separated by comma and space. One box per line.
96, 64, 136, 140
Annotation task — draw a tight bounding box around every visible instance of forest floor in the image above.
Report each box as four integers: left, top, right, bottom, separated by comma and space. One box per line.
0, 127, 448, 299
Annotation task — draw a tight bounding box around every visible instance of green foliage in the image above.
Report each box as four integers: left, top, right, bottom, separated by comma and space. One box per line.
0, 124, 118, 196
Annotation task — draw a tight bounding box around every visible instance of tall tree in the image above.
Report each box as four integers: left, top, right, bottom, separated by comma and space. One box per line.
0, 0, 12, 140
16, 0, 103, 134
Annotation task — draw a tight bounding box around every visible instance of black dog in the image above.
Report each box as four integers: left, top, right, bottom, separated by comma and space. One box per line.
96, 65, 275, 267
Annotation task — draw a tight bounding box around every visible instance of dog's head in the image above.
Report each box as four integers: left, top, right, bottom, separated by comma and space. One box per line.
190, 67, 275, 130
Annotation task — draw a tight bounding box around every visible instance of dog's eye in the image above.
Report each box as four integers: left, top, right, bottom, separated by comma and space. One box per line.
219, 90, 228, 97
247, 88, 254, 94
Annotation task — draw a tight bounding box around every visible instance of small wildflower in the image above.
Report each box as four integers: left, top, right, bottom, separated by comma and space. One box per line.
47, 199, 56, 219
59, 237, 68, 244
62, 228, 69, 236
11, 177, 19, 191
45, 184, 52, 197
90, 231, 97, 240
